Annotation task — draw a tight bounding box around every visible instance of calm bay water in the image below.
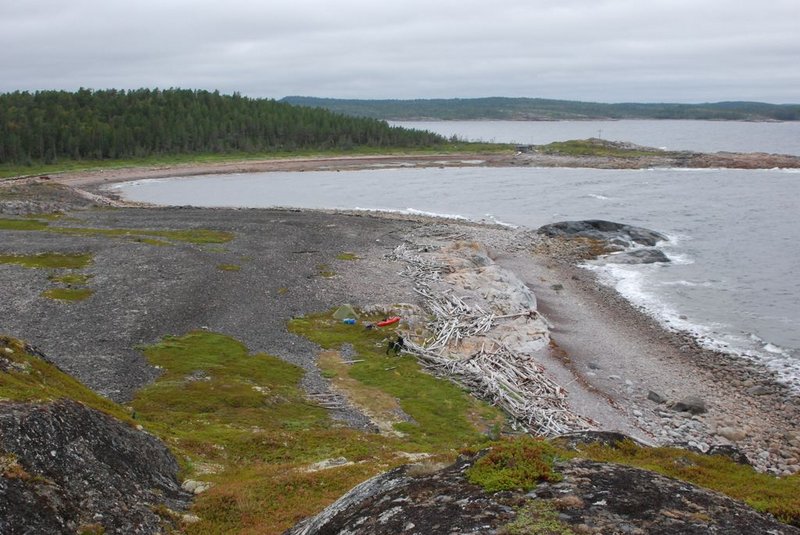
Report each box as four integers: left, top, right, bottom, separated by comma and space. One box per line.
393, 119, 800, 156
110, 120, 800, 388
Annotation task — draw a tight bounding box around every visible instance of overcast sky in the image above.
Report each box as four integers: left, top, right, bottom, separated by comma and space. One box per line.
1, 0, 798, 103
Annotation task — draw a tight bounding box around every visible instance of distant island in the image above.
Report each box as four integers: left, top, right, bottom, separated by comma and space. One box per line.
280, 96, 800, 122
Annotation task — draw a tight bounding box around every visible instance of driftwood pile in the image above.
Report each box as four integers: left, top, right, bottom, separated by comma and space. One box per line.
392, 243, 592, 436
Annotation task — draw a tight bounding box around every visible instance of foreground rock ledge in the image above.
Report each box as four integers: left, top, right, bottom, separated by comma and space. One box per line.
0, 399, 189, 534
287, 440, 799, 535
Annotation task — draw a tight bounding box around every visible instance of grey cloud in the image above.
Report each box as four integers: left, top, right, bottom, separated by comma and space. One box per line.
1, 0, 798, 102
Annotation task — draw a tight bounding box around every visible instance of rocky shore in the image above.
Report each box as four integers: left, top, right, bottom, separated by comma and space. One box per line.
2, 162, 799, 533
2, 178, 797, 474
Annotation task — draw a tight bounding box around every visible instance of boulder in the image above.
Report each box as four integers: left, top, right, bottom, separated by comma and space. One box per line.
605, 248, 671, 264
0, 399, 189, 534
648, 390, 667, 404
671, 396, 708, 415
537, 220, 668, 247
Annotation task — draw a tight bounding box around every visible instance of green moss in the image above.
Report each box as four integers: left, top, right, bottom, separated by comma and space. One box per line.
133, 237, 173, 247
0, 336, 132, 422
0, 212, 233, 245
48, 273, 93, 285
52, 226, 234, 244
216, 264, 241, 272
564, 438, 800, 526
316, 264, 336, 278
0, 218, 50, 231
41, 288, 93, 301
0, 252, 93, 269
335, 252, 359, 261
288, 313, 503, 451
467, 437, 562, 492
502, 501, 576, 535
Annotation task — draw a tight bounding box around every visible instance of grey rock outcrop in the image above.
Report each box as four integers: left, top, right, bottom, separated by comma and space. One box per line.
605, 248, 671, 264
0, 399, 189, 535
538, 220, 668, 247
286, 434, 799, 534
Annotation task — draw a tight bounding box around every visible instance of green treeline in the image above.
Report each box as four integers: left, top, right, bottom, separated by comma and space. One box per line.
0, 89, 445, 165
281, 96, 800, 122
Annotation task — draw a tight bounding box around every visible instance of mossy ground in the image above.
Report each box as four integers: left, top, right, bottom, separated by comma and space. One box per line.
3, 329, 800, 531
0, 218, 50, 231
537, 139, 668, 158
125, 322, 503, 534
335, 252, 359, 261
501, 501, 576, 535
40, 288, 93, 301
466, 436, 563, 492
0, 252, 93, 269
0, 336, 132, 423
0, 215, 233, 244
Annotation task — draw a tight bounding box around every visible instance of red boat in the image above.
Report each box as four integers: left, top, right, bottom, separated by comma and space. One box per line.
376, 316, 400, 327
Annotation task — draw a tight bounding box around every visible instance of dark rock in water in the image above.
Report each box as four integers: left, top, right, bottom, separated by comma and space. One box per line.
286, 440, 798, 535
0, 399, 189, 535
671, 396, 708, 414
538, 219, 668, 247
605, 248, 671, 264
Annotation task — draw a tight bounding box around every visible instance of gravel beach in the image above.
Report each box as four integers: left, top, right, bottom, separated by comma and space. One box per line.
2, 160, 798, 475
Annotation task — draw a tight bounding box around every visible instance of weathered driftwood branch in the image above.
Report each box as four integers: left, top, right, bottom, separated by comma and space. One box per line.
391, 243, 592, 436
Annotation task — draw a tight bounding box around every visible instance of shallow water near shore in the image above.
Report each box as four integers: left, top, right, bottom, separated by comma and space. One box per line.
111, 165, 800, 389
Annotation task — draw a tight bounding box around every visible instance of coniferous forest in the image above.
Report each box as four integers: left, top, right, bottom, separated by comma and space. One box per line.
0, 89, 446, 165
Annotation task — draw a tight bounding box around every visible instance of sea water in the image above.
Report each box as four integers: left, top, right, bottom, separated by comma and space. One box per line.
392, 119, 800, 156
111, 163, 800, 389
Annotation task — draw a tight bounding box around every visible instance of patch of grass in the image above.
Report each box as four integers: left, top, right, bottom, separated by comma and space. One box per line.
537, 139, 667, 158
52, 226, 234, 245
48, 273, 93, 285
216, 264, 241, 272
0, 452, 32, 480
565, 438, 800, 526
0, 336, 132, 422
335, 252, 359, 261
25, 212, 65, 221
502, 501, 576, 535
40, 288, 93, 301
0, 218, 50, 231
318, 350, 407, 436
0, 252, 93, 269
288, 312, 504, 450
0, 214, 233, 245
467, 436, 562, 492
316, 264, 336, 278
133, 237, 173, 247
129, 331, 418, 534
